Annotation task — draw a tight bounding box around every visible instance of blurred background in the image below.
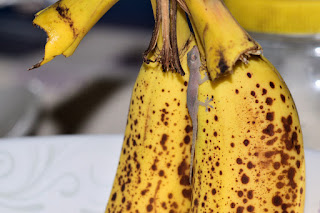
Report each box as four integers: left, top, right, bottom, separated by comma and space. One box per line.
0, 0, 320, 150
0, 0, 155, 137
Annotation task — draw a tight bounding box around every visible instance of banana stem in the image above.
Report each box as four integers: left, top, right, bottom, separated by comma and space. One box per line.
144, 0, 188, 76
183, 0, 261, 80
176, 0, 190, 15
143, 0, 161, 63
161, 0, 171, 71
170, 0, 184, 75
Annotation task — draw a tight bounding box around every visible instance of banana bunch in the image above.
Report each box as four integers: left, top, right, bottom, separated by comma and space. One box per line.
30, 0, 305, 212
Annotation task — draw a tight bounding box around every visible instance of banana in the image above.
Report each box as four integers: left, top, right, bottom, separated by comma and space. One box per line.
191, 57, 305, 212
30, 0, 119, 69
183, 0, 305, 212
105, 3, 194, 212
105, 50, 193, 213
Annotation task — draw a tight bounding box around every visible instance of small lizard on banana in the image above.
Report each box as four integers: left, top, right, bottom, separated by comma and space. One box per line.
187, 45, 213, 183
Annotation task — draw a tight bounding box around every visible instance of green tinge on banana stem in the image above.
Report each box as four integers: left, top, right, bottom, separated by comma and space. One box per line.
30, 0, 119, 69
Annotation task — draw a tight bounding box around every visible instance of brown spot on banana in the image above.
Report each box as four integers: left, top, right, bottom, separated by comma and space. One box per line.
217, 50, 229, 74
53, 4, 76, 34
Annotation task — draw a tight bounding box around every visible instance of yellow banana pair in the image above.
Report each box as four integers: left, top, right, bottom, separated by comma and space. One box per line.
31, 0, 305, 212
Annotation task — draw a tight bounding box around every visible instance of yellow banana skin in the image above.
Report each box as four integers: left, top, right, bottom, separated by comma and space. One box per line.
191, 56, 305, 212
106, 49, 193, 212
31, 0, 118, 69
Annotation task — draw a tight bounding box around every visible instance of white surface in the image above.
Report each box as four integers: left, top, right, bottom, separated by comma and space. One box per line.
0, 135, 318, 212
0, 135, 122, 213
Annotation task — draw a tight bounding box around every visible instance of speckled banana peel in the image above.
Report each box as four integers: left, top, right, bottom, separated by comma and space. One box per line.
192, 57, 305, 212
105, 5, 194, 213
187, 1, 305, 212
183, 0, 262, 80
30, 0, 119, 69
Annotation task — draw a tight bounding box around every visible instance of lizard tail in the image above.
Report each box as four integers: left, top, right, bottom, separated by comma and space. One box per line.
189, 129, 197, 184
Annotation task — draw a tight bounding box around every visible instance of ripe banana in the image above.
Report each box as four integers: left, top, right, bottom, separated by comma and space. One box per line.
30, 0, 119, 69
191, 56, 305, 212
183, 0, 305, 212
105, 47, 193, 212
105, 4, 194, 212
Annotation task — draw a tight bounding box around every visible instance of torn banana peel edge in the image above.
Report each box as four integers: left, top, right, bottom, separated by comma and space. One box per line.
30, 0, 119, 70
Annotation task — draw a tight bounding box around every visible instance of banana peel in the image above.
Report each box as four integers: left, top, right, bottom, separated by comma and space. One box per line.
30, 0, 118, 69
191, 57, 305, 212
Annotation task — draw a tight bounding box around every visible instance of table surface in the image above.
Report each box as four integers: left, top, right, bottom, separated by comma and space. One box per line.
0, 135, 318, 213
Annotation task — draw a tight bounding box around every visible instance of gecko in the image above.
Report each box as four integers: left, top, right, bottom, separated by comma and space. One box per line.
187, 45, 213, 183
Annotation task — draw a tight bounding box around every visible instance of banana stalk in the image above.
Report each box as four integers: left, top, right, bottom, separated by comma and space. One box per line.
105, 2, 194, 212
30, 0, 119, 69
184, 0, 262, 80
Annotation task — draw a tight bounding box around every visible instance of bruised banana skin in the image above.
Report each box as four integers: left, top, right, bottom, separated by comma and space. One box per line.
191, 56, 305, 212
105, 40, 195, 212
31, 0, 119, 69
